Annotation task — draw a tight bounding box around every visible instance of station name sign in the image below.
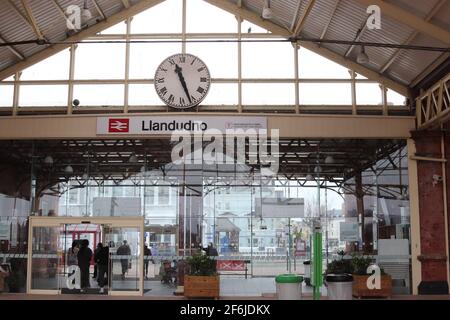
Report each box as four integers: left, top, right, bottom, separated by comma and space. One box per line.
97, 116, 267, 135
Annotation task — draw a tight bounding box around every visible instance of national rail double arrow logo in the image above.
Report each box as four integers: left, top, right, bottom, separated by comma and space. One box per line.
108, 118, 129, 133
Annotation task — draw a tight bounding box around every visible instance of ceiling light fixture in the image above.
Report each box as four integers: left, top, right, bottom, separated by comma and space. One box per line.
44, 155, 54, 165
64, 165, 74, 175
262, 0, 273, 20
305, 174, 314, 181
357, 45, 369, 64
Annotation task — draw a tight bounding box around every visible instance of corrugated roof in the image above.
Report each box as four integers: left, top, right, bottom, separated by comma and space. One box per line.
0, 0, 448, 92
236, 0, 450, 90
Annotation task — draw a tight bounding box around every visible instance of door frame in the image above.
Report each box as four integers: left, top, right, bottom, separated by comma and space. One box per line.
27, 216, 145, 296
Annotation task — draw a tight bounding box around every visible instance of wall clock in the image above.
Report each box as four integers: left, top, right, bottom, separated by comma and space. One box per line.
154, 53, 211, 109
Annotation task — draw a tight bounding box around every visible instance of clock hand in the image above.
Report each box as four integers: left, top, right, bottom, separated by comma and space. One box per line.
174, 64, 192, 104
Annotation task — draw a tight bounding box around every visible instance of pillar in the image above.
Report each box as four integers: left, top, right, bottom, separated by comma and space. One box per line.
412, 130, 449, 294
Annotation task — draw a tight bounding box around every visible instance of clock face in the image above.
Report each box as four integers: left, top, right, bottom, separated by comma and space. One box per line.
154, 53, 211, 109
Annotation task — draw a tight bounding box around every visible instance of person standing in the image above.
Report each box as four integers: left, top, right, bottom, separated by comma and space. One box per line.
92, 243, 102, 280
95, 243, 109, 294
77, 239, 93, 292
116, 240, 131, 280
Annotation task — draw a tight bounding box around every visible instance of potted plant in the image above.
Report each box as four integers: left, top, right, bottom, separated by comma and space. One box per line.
324, 252, 354, 300
184, 253, 220, 299
351, 254, 392, 298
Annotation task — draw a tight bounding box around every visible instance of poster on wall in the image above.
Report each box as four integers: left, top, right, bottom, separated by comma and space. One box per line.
339, 222, 359, 241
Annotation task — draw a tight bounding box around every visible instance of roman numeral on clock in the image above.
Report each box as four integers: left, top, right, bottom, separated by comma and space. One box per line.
168, 94, 175, 103
197, 87, 205, 94
159, 87, 168, 96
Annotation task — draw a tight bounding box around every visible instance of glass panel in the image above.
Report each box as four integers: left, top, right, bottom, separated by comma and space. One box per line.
31, 226, 61, 290
356, 83, 382, 105
243, 83, 295, 105
59, 224, 101, 294
242, 41, 294, 78
21, 49, 70, 80
388, 89, 406, 106
98, 22, 126, 35
186, 41, 238, 78
19, 85, 68, 107
0, 85, 14, 107
73, 85, 124, 106
129, 43, 181, 79
299, 83, 352, 105
129, 84, 163, 106
107, 227, 141, 292
75, 43, 125, 79
187, 0, 237, 33
299, 48, 351, 79
132, 0, 182, 34
202, 83, 238, 105
241, 20, 270, 34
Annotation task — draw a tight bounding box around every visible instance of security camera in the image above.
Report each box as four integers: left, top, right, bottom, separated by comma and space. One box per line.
432, 174, 443, 186
72, 99, 80, 107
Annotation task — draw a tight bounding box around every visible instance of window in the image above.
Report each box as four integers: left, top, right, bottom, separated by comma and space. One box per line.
187, 0, 237, 33
242, 41, 294, 78
75, 43, 125, 79
19, 85, 68, 107
132, 0, 182, 34
299, 83, 352, 105
73, 85, 124, 106
0, 85, 13, 107
243, 83, 295, 105
21, 49, 70, 80
158, 187, 170, 205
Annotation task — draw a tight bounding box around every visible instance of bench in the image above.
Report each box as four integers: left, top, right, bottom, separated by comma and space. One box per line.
216, 259, 251, 279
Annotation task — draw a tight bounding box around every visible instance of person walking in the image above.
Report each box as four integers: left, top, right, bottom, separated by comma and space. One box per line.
143, 244, 152, 280
77, 239, 93, 292
116, 240, 131, 280
95, 243, 109, 294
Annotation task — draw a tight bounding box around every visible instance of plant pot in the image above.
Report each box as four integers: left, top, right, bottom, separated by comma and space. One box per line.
184, 275, 220, 299
352, 274, 392, 298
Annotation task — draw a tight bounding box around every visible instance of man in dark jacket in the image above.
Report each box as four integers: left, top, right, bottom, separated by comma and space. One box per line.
77, 239, 93, 292
95, 243, 109, 294
116, 240, 131, 280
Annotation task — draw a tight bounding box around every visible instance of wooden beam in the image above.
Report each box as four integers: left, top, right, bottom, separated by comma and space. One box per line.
20, 0, 45, 39
205, 0, 410, 96
292, 0, 316, 36
319, 0, 340, 40
355, 0, 450, 44
122, 0, 131, 9
92, 0, 106, 20
380, 0, 448, 73
0, 0, 165, 81
289, 0, 303, 32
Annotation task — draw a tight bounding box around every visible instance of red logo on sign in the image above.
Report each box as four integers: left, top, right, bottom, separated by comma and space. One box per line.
108, 119, 129, 133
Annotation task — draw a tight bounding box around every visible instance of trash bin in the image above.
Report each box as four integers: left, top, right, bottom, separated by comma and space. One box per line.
275, 274, 303, 300
303, 260, 311, 286
325, 274, 353, 300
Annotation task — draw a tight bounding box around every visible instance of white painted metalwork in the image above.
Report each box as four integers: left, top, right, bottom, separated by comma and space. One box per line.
416, 73, 450, 130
